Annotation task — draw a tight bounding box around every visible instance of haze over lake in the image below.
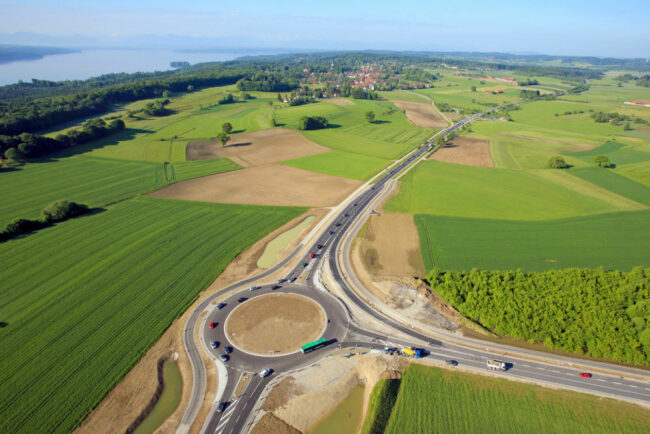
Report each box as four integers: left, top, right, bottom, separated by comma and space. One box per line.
0, 48, 278, 85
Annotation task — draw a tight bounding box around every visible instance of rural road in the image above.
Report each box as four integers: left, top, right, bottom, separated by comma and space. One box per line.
179, 101, 650, 434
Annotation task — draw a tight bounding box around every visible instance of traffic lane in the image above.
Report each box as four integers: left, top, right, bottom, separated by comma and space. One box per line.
216, 375, 270, 434
204, 374, 240, 433
202, 283, 349, 373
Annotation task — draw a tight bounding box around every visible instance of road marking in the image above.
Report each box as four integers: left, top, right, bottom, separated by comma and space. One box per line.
551, 370, 560, 373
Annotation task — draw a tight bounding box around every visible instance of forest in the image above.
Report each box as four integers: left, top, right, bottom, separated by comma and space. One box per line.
427, 268, 650, 366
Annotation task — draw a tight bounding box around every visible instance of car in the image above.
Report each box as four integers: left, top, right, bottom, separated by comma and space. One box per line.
289, 277, 297, 282
260, 368, 273, 378
310, 252, 316, 258
237, 297, 247, 303
317, 244, 324, 249
344, 213, 349, 217
445, 360, 458, 366
210, 340, 219, 349
353, 202, 358, 206
276, 279, 286, 284
220, 354, 229, 362
217, 401, 228, 412
271, 285, 281, 290
335, 222, 341, 227
249, 286, 260, 291
224, 346, 233, 354
579, 372, 592, 378
328, 231, 334, 235
302, 262, 309, 267
216, 303, 226, 310
209, 321, 216, 329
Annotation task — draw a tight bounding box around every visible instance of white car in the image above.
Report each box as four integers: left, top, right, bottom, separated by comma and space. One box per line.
260, 369, 272, 378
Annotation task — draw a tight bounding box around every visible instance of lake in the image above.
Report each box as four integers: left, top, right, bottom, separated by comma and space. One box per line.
0, 48, 281, 85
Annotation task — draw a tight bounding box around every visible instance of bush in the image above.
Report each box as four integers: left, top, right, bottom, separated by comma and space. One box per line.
288, 96, 316, 106
298, 116, 328, 130
41, 200, 90, 223
2, 218, 42, 236
548, 155, 568, 169
218, 93, 236, 105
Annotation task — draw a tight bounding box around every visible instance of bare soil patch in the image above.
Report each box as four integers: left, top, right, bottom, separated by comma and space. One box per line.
430, 136, 494, 167
444, 111, 462, 121
391, 100, 447, 128
150, 164, 362, 207
251, 413, 301, 434
326, 98, 355, 107
187, 128, 328, 166
226, 293, 326, 355
360, 212, 425, 277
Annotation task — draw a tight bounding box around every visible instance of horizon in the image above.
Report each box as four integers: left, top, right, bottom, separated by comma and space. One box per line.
1, 0, 649, 58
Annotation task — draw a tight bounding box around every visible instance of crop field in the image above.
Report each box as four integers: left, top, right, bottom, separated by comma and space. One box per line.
414, 210, 650, 271
282, 150, 387, 181
570, 167, 650, 206
567, 141, 650, 167
0, 197, 305, 433
0, 155, 241, 226
619, 161, 650, 187
386, 160, 630, 220
379, 364, 649, 434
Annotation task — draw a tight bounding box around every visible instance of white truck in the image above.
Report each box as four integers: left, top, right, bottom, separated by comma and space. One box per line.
487, 359, 507, 371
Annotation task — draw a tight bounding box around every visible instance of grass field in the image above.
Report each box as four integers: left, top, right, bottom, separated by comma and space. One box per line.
0, 155, 240, 226
386, 160, 630, 220
282, 150, 387, 180
567, 141, 650, 167
360, 379, 400, 434
0, 197, 305, 434
45, 86, 277, 163
619, 160, 650, 187
379, 364, 649, 434
414, 210, 650, 271
570, 167, 650, 206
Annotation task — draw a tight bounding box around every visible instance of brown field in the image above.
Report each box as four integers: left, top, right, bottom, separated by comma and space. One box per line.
360, 212, 425, 277
444, 111, 462, 121
326, 98, 355, 107
186, 128, 328, 166
150, 164, 362, 207
226, 293, 325, 355
391, 100, 447, 128
429, 136, 494, 167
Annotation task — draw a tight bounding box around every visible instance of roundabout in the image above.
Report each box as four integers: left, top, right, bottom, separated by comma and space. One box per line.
225, 293, 327, 356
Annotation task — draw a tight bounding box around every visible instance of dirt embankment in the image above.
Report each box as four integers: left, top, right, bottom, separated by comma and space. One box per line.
430, 136, 494, 167
256, 353, 405, 433
391, 100, 447, 128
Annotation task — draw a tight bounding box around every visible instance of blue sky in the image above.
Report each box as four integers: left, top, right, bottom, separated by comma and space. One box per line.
1, 0, 649, 57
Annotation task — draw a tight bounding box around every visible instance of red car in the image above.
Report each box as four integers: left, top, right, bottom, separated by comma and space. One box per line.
579, 372, 592, 378
310, 252, 316, 259
209, 322, 216, 329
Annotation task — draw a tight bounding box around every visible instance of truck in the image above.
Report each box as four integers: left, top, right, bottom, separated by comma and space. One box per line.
486, 359, 507, 371
401, 347, 424, 358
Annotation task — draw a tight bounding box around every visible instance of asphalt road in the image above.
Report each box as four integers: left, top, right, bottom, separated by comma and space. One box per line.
180, 101, 650, 434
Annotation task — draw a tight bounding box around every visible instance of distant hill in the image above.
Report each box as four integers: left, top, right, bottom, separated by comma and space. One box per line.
0, 44, 77, 64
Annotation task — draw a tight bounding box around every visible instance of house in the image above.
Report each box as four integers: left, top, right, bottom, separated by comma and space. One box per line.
624, 100, 650, 107
496, 77, 517, 83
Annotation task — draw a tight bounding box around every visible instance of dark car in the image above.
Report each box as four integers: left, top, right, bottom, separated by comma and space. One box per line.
210, 340, 219, 349
272, 285, 281, 290
237, 297, 247, 303
220, 354, 230, 362
445, 360, 458, 366
335, 222, 341, 227
217, 402, 227, 412
224, 346, 233, 354
276, 279, 286, 284
289, 277, 297, 282
216, 303, 226, 310
328, 231, 334, 235
579, 372, 592, 378
344, 213, 349, 217
317, 244, 324, 249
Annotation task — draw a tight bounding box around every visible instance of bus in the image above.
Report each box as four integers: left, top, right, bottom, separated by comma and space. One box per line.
301, 338, 327, 354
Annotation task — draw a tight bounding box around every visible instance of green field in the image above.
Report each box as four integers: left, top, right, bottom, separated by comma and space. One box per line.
414, 210, 650, 271
361, 379, 400, 434
567, 141, 650, 167
45, 86, 277, 163
619, 161, 650, 187
0, 197, 305, 433
386, 160, 630, 220
0, 155, 240, 226
282, 150, 387, 180
570, 167, 650, 206
377, 364, 649, 434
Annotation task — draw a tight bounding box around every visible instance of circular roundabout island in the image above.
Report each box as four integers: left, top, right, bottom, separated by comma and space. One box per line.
225, 293, 327, 356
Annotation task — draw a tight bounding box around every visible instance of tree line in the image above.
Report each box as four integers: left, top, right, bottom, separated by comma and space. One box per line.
1, 200, 91, 242
426, 267, 650, 366
1, 117, 125, 161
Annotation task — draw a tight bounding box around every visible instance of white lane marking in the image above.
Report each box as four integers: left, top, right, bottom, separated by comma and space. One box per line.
551, 370, 560, 373
629, 385, 638, 388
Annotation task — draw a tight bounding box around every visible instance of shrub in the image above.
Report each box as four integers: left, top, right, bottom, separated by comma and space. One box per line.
298, 116, 328, 130
548, 155, 568, 169
41, 200, 90, 223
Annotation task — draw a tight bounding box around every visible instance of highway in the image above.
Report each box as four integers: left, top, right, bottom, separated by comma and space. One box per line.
179, 101, 650, 434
